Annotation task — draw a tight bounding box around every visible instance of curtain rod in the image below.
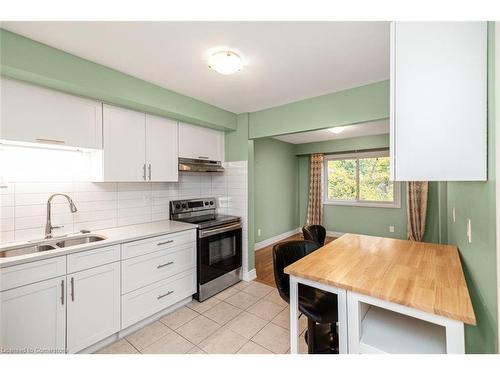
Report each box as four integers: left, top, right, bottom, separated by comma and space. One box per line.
296, 147, 389, 157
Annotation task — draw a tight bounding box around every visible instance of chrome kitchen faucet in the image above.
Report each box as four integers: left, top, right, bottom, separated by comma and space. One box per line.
45, 193, 78, 238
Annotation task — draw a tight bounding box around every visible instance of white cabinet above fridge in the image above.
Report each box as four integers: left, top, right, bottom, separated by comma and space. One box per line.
390, 21, 487, 181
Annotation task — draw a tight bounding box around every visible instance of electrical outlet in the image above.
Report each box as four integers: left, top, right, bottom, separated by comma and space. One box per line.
257, 229, 261, 237
389, 225, 395, 233
467, 219, 472, 243
452, 207, 456, 223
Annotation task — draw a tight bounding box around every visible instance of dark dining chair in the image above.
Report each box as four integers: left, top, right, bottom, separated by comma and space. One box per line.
272, 240, 338, 354
302, 224, 327, 247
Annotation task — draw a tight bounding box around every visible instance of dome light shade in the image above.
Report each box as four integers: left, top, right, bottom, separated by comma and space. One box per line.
208, 51, 243, 75
329, 127, 345, 134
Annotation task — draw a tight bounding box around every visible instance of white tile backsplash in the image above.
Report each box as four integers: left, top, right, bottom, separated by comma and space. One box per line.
0, 163, 249, 247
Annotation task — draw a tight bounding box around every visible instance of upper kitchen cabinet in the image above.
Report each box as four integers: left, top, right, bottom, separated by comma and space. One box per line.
101, 104, 146, 182
0, 78, 103, 149
179, 122, 224, 162
390, 22, 487, 181
97, 104, 178, 182
146, 114, 178, 182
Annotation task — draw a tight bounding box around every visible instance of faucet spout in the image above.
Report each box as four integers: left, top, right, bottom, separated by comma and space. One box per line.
45, 193, 78, 238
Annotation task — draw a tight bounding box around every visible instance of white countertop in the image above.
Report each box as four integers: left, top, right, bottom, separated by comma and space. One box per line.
0, 220, 198, 268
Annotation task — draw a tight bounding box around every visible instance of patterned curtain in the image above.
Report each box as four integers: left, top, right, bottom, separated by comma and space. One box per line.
306, 154, 324, 225
407, 181, 429, 241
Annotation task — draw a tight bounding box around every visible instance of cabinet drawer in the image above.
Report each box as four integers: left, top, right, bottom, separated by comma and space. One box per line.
67, 245, 120, 274
0, 256, 66, 292
121, 230, 196, 260
122, 242, 195, 294
121, 269, 195, 328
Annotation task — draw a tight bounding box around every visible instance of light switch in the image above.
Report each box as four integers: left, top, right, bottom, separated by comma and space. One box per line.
257, 229, 261, 237
389, 225, 395, 233
452, 207, 456, 223
467, 219, 472, 243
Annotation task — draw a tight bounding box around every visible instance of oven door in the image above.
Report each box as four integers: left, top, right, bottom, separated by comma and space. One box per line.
198, 223, 242, 286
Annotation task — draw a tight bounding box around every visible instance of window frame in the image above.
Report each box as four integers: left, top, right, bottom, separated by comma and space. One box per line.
323, 150, 401, 208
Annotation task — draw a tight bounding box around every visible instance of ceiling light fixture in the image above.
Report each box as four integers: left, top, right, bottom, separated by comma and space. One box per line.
329, 127, 345, 134
208, 50, 243, 75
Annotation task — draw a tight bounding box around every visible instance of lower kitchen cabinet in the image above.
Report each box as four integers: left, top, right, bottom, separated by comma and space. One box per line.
0, 277, 66, 354
66, 262, 121, 353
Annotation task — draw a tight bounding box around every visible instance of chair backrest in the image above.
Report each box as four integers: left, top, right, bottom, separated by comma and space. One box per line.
272, 240, 320, 303
302, 225, 326, 246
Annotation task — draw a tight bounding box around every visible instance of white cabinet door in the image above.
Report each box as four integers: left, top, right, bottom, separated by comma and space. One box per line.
66, 262, 120, 353
178, 122, 224, 161
1, 77, 103, 149
0, 277, 66, 353
146, 114, 178, 182
102, 104, 146, 181
390, 22, 487, 181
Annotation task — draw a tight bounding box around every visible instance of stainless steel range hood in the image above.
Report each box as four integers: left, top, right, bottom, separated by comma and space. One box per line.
178, 158, 225, 172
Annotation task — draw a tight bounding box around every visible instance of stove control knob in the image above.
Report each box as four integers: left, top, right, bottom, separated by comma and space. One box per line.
210, 201, 214, 205
181, 203, 187, 209
175, 203, 181, 210
204, 201, 208, 206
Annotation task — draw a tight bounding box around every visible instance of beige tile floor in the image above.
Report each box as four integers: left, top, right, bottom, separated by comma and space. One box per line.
97, 280, 309, 354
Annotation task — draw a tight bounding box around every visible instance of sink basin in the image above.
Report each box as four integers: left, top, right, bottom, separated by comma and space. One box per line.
0, 243, 58, 258
55, 234, 106, 248
0, 233, 107, 258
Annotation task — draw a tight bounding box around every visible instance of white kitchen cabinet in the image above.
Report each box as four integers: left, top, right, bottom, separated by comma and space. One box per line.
390, 22, 487, 181
99, 105, 178, 182
0, 277, 66, 353
0, 77, 103, 149
66, 262, 120, 353
102, 104, 147, 182
146, 114, 178, 182
179, 122, 224, 162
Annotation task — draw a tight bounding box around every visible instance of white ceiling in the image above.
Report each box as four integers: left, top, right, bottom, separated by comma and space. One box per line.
273, 119, 389, 144
1, 21, 390, 114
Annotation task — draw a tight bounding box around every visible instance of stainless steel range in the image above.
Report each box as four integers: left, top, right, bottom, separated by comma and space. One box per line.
170, 198, 242, 301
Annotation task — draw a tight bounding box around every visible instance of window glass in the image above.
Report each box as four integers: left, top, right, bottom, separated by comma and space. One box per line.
358, 157, 394, 202
326, 159, 357, 200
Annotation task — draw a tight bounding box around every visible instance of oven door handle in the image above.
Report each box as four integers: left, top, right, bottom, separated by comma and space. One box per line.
199, 223, 242, 238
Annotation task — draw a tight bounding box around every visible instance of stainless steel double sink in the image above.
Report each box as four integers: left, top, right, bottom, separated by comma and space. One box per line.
0, 234, 107, 258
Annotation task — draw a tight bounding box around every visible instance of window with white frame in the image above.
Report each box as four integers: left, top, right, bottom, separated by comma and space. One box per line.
323, 150, 400, 208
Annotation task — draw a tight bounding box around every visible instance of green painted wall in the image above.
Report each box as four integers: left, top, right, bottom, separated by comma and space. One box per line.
446, 23, 498, 353
254, 138, 299, 242
224, 113, 256, 271
248, 80, 389, 139
0, 28, 236, 131
296, 135, 442, 243
225, 113, 250, 161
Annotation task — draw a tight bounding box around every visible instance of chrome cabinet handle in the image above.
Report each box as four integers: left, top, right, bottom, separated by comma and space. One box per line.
157, 290, 174, 300
36, 138, 65, 145
157, 261, 174, 269
70, 277, 75, 302
60, 280, 65, 305
157, 240, 174, 246
143, 164, 147, 180
148, 164, 152, 180
198, 156, 209, 159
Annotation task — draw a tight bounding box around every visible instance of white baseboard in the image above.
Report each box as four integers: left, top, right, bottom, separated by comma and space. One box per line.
326, 230, 345, 238
254, 227, 302, 251
242, 268, 257, 281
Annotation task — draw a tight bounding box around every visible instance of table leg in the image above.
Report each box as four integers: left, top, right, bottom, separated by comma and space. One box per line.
290, 276, 299, 354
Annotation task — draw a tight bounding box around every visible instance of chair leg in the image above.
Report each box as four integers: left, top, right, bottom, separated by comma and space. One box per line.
307, 318, 316, 354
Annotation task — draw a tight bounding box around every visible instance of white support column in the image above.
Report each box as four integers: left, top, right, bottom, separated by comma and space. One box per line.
289, 276, 299, 354
337, 289, 348, 354
445, 320, 465, 354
